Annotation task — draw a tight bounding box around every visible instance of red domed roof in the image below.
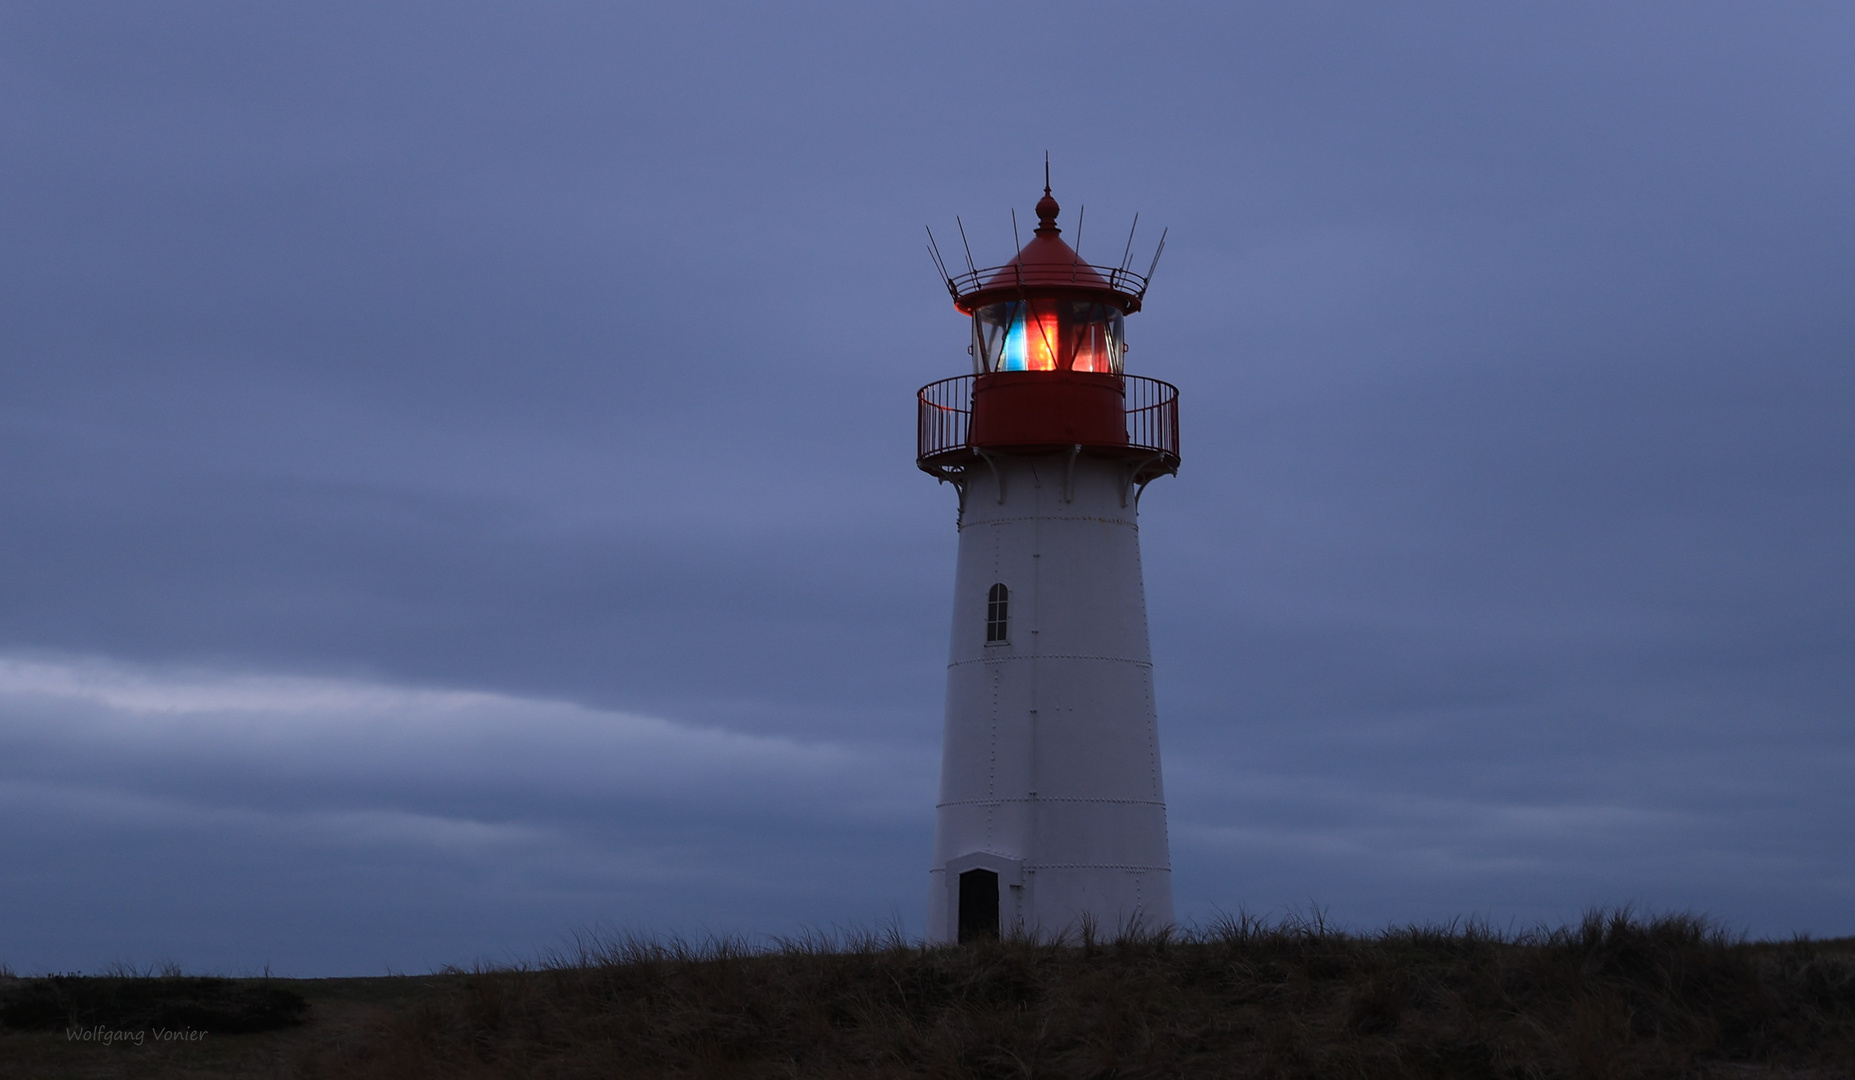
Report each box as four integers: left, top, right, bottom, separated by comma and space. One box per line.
948, 188, 1149, 314
978, 192, 1113, 291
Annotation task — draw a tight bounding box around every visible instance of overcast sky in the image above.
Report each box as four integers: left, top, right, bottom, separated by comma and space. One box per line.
2, 2, 1851, 976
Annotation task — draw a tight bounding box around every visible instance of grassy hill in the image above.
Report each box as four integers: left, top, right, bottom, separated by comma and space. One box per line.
3, 910, 1851, 1078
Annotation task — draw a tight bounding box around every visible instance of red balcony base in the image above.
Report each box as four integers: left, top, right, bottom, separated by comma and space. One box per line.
916, 372, 1179, 480
969, 371, 1128, 451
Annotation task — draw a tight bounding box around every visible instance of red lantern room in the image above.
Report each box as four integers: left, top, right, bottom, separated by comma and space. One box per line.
918, 185, 1179, 488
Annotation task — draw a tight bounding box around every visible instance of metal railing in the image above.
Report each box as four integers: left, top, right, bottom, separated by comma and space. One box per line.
944, 262, 1150, 305
916, 373, 1180, 464
917, 375, 975, 463
1123, 373, 1180, 461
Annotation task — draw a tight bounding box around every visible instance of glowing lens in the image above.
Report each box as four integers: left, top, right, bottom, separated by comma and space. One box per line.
1001, 302, 1060, 371
977, 301, 1124, 373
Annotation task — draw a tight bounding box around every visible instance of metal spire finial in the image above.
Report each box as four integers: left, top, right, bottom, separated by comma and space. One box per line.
1034, 154, 1060, 235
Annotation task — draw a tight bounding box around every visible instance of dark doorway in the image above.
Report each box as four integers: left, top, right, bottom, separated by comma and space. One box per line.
957, 869, 1000, 942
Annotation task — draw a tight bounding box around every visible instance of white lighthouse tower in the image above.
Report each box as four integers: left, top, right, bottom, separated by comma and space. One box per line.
918, 184, 1179, 943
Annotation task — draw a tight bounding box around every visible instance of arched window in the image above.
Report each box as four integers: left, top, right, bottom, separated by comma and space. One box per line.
986, 583, 1009, 643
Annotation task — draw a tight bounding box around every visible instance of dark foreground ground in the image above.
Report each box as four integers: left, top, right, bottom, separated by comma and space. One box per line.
3, 911, 1852, 1079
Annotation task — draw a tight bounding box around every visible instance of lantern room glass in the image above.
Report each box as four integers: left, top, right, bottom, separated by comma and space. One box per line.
972, 300, 1125, 375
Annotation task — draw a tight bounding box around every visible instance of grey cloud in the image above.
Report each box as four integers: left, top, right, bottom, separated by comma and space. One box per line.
0, 655, 933, 974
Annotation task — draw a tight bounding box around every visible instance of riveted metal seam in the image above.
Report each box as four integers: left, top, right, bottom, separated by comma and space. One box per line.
937, 797, 1167, 809
950, 654, 1152, 669
1025, 863, 1173, 872
973, 515, 1138, 528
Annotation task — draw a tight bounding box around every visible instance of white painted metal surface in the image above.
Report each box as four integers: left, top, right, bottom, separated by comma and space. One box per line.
927, 450, 1173, 942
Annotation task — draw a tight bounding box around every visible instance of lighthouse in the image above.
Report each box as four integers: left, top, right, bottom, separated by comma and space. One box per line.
918, 183, 1180, 943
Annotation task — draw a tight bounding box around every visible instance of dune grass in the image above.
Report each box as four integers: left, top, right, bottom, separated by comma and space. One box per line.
4, 910, 1850, 1078
268, 909, 1855, 1079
